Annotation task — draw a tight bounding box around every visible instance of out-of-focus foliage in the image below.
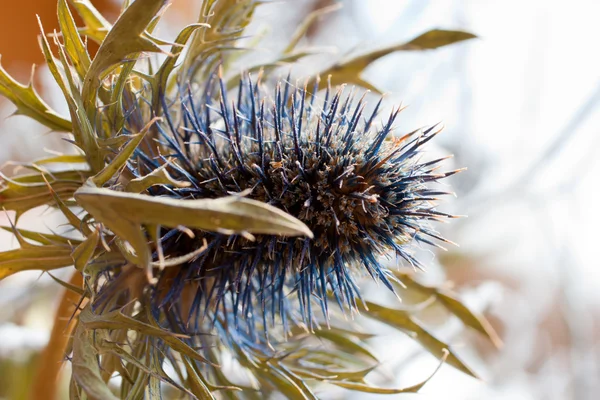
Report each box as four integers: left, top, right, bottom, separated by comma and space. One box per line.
0, 0, 488, 399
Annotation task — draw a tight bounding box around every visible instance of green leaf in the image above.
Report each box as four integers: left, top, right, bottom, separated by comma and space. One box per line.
364, 301, 479, 378
74, 184, 313, 271
0, 59, 71, 132
314, 29, 477, 93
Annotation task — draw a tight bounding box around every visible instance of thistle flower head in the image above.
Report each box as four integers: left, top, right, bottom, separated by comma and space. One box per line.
107, 74, 461, 334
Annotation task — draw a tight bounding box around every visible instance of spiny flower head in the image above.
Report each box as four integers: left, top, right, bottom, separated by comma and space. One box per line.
113, 74, 462, 334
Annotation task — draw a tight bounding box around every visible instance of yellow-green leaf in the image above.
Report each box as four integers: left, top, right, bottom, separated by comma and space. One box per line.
58, 0, 92, 79
90, 117, 159, 187
47, 272, 86, 296
0, 59, 71, 131
82, 0, 168, 114
34, 154, 87, 164
38, 18, 103, 172
329, 348, 447, 394
150, 23, 207, 112
0, 244, 74, 280
400, 29, 478, 50
71, 230, 99, 272
181, 0, 258, 80
9, 169, 89, 184
0, 172, 82, 216
69, 0, 111, 43
0, 226, 81, 246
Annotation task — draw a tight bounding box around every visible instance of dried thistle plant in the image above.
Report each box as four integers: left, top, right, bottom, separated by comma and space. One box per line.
0, 1, 498, 399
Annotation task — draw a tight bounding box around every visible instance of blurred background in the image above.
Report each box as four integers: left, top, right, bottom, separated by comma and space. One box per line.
1, 0, 599, 399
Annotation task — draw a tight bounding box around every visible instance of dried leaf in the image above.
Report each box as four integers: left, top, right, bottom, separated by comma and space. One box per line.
125, 163, 191, 193
314, 328, 378, 361
71, 315, 119, 400
315, 29, 477, 93
284, 3, 342, 54
364, 301, 478, 378
182, 357, 216, 400
74, 185, 313, 269
397, 272, 502, 348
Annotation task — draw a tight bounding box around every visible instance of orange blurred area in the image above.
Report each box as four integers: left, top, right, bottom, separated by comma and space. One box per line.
0, 0, 118, 81
0, 0, 196, 82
